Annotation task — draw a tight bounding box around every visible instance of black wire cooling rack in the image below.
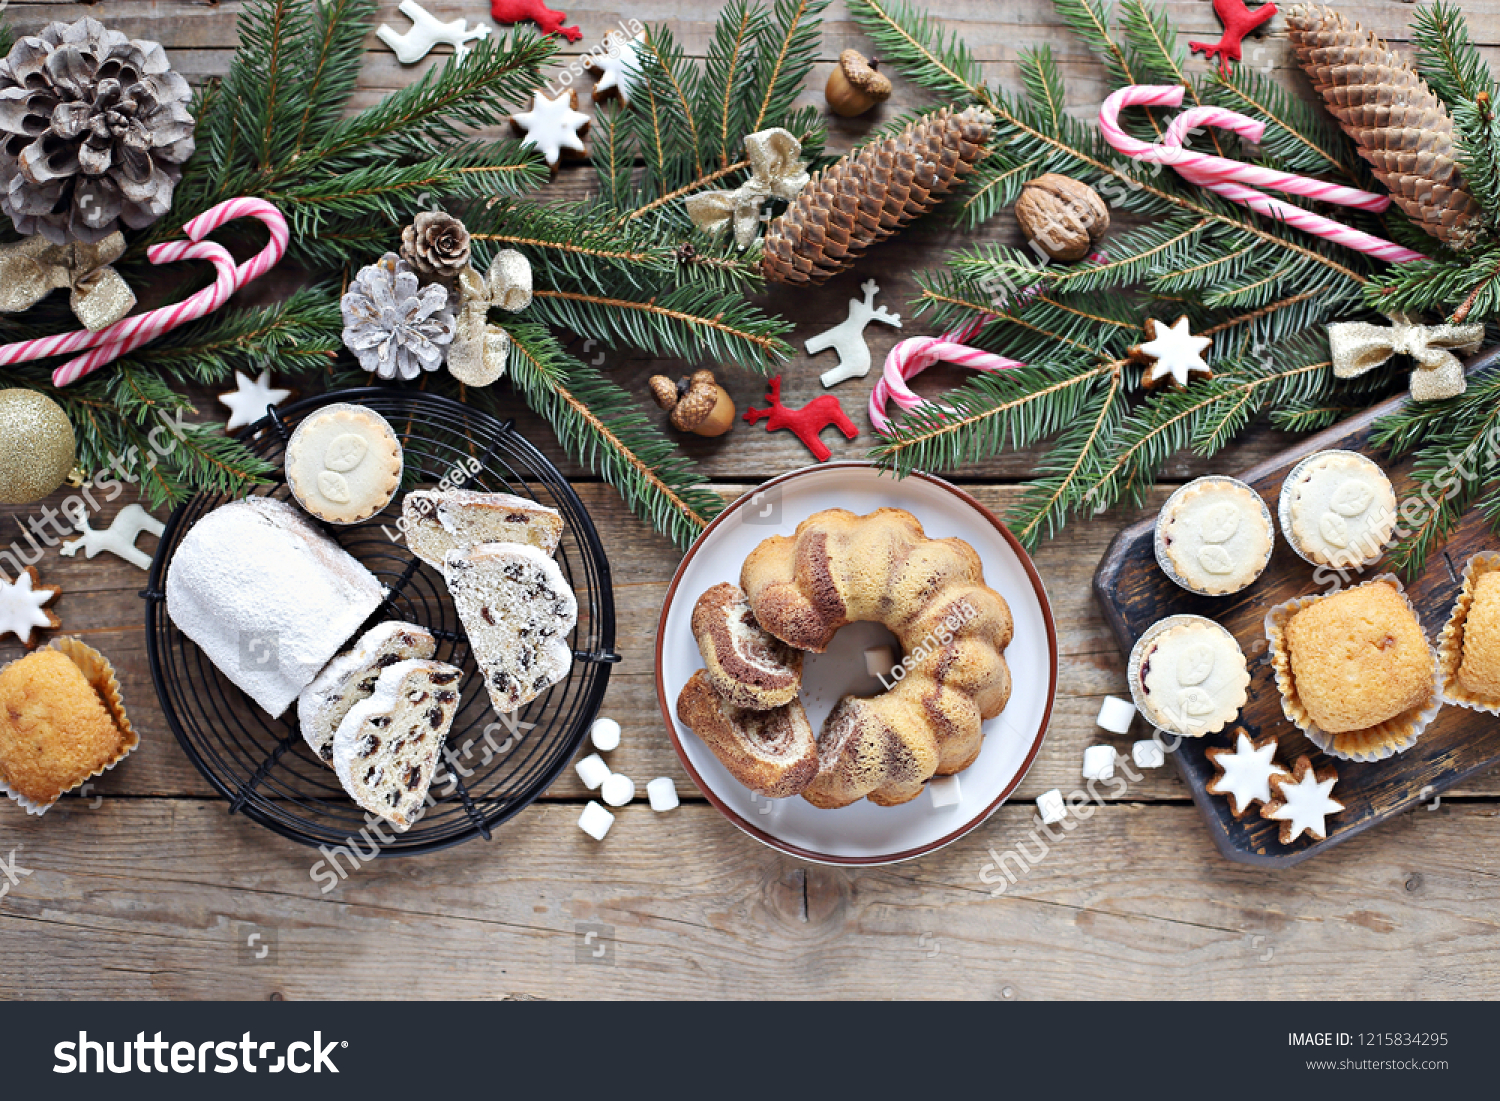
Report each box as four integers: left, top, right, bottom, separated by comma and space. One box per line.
142, 387, 617, 855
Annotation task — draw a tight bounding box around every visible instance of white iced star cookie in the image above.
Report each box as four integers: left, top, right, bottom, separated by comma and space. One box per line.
586, 31, 643, 106
1205, 732, 1289, 818
1130, 315, 1213, 390
510, 89, 590, 167
1263, 756, 1345, 844
0, 566, 61, 647
219, 369, 292, 431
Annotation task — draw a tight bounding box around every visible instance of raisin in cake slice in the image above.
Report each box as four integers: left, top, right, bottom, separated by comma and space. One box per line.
298, 621, 436, 767
332, 659, 463, 830
404, 489, 564, 569
443, 542, 577, 714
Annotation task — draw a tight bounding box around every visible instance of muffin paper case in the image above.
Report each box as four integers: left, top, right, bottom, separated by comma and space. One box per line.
1277, 449, 1395, 571
1265, 575, 1443, 763
1437, 553, 1500, 716
1153, 475, 1275, 596
1127, 614, 1249, 738
0, 637, 138, 815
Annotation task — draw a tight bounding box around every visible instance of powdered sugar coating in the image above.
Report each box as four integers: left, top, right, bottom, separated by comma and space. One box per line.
165, 497, 385, 718
298, 620, 436, 766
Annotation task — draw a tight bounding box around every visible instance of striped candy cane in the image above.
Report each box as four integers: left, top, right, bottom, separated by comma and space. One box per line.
1099, 85, 1426, 265
0, 198, 290, 387
870, 317, 1025, 436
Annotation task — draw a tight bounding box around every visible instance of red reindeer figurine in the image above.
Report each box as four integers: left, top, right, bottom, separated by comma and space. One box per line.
743, 376, 858, 463
1189, 0, 1277, 75
491, 0, 582, 42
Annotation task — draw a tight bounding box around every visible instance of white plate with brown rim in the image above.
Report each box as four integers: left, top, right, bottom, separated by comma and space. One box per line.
655, 462, 1058, 865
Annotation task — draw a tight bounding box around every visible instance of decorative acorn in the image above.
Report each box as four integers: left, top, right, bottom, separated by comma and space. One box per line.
650, 370, 736, 436
1014, 174, 1110, 262
825, 49, 892, 117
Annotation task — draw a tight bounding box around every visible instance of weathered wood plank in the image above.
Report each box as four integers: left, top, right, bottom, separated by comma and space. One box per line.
1, 798, 1496, 999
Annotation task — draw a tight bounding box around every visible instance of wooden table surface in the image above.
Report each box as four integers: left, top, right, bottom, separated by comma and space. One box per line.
4, 0, 1500, 1001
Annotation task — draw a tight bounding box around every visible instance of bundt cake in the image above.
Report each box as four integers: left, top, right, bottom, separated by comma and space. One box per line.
690, 582, 802, 709
675, 670, 819, 798
741, 508, 1013, 808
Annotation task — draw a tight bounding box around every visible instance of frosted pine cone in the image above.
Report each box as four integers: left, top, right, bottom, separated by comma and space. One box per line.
400, 212, 471, 283
1286, 4, 1481, 248
341, 254, 456, 381
0, 18, 196, 245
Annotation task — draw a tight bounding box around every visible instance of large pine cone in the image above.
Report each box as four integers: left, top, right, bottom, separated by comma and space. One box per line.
762, 106, 994, 285
1286, 4, 1481, 248
0, 18, 195, 245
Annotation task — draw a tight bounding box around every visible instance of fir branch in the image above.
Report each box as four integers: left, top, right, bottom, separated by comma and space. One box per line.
504, 323, 723, 549
849, 0, 991, 106
528, 286, 791, 371
749, 0, 831, 133
1412, 0, 1493, 108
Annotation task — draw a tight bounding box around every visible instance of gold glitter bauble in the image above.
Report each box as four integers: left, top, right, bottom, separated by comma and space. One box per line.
0, 389, 77, 504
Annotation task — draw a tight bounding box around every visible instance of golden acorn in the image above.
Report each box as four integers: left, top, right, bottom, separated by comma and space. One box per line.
761, 106, 994, 285
1286, 4, 1482, 248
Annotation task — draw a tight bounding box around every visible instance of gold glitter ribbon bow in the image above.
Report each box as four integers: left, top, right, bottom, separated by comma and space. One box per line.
0, 232, 136, 332
685, 128, 810, 249
1329, 311, 1485, 402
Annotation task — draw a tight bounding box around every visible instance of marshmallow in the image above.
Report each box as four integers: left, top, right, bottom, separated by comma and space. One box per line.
601, 772, 636, 807
1082, 744, 1117, 782
864, 646, 897, 678
575, 753, 610, 790
1096, 695, 1136, 734
928, 774, 961, 808
590, 716, 622, 751
1132, 739, 1165, 769
578, 801, 614, 840
646, 777, 679, 812
1036, 789, 1066, 825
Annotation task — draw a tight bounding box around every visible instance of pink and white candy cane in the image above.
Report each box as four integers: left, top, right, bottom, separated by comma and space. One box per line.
870, 318, 1025, 436
0, 198, 290, 387
1099, 85, 1427, 265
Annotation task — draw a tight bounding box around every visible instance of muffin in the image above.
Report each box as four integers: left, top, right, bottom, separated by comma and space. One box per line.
285, 403, 404, 524
1437, 553, 1500, 713
0, 638, 137, 814
1266, 575, 1440, 761
1128, 614, 1250, 737
1279, 450, 1396, 570
1154, 475, 1275, 596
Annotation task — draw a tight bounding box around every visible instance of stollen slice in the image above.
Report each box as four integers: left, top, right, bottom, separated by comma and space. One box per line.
443, 542, 577, 714
331, 659, 463, 830
298, 621, 436, 767
404, 489, 564, 569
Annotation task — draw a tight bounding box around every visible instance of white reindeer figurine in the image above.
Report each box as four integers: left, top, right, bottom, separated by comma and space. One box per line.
60, 504, 165, 572
806, 280, 902, 388
377, 1, 491, 65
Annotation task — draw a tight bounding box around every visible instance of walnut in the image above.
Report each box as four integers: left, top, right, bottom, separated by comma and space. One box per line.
1014, 173, 1110, 262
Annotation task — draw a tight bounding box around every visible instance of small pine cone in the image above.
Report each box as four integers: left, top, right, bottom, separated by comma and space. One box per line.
762, 106, 994, 285
400, 212, 472, 282
1286, 4, 1482, 248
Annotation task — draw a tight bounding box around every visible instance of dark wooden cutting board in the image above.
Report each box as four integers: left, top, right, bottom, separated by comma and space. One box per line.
1093, 355, 1500, 866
